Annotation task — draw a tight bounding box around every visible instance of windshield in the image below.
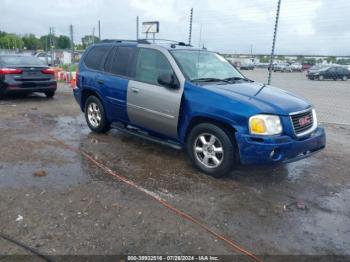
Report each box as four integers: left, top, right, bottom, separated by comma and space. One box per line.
171, 50, 243, 81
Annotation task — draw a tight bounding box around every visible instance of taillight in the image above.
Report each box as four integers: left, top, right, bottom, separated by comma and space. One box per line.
0, 68, 23, 75
41, 68, 55, 74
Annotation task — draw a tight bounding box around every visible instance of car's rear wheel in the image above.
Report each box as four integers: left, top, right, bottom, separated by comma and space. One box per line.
187, 123, 236, 178
45, 91, 55, 98
85, 96, 110, 133
342, 76, 348, 81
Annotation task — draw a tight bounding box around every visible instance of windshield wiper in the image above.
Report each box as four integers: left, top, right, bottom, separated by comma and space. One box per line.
224, 77, 253, 82
191, 77, 231, 83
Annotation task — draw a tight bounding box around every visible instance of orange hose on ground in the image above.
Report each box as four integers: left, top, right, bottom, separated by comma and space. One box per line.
27, 119, 263, 262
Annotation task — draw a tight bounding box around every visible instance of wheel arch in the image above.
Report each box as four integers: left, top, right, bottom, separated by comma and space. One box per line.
81, 88, 103, 112
183, 116, 238, 146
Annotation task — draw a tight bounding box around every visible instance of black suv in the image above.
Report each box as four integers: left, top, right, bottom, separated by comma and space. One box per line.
307, 66, 349, 81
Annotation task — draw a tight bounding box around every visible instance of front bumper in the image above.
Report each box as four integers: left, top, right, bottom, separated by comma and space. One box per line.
236, 127, 326, 165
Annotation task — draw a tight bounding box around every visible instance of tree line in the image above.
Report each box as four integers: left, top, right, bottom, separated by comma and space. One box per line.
0, 31, 100, 51
257, 55, 350, 65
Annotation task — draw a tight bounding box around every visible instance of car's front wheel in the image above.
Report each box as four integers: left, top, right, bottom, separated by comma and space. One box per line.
187, 123, 237, 178
85, 96, 110, 133
342, 76, 348, 81
319, 75, 324, 81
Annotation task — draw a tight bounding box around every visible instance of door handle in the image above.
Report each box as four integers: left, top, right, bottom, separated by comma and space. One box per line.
131, 87, 140, 93
96, 79, 104, 85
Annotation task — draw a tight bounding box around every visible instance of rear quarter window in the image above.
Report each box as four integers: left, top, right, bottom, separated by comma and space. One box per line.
84, 46, 111, 71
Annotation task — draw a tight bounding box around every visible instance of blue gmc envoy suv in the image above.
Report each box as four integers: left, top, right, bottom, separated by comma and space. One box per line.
73, 39, 326, 177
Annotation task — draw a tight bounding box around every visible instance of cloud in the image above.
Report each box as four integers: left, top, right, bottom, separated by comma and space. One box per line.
0, 0, 349, 55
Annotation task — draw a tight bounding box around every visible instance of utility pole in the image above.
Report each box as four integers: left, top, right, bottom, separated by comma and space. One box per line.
198, 23, 202, 48
268, 0, 282, 85
188, 8, 193, 45
98, 20, 101, 41
52, 27, 56, 66
49, 27, 54, 66
136, 16, 139, 40
92, 27, 95, 45
70, 24, 74, 64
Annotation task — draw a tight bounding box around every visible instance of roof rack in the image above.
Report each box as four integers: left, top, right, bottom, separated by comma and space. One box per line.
139, 39, 192, 47
99, 39, 192, 47
100, 39, 150, 44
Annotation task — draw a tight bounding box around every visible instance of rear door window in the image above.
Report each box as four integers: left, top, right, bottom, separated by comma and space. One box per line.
107, 47, 138, 77
84, 46, 111, 71
135, 48, 173, 85
104, 47, 117, 72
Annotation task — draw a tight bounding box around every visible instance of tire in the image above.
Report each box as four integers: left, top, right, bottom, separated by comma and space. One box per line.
85, 96, 110, 133
186, 123, 237, 178
45, 91, 55, 98
319, 75, 324, 81
342, 76, 348, 81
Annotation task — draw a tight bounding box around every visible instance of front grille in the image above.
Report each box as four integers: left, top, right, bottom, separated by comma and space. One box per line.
290, 109, 314, 135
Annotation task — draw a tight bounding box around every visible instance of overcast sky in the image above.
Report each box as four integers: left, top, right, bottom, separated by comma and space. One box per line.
1, 0, 349, 55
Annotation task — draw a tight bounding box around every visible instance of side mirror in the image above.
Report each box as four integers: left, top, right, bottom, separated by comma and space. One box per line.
157, 73, 179, 89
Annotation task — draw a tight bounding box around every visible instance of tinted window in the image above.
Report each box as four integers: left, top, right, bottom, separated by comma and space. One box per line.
104, 47, 117, 72
135, 48, 173, 85
84, 46, 110, 71
0, 56, 45, 66
109, 47, 137, 77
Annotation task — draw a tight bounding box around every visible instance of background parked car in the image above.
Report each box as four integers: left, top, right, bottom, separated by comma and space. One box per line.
291, 63, 303, 72
240, 62, 255, 70
0, 55, 57, 98
307, 66, 349, 81
274, 63, 292, 72
35, 52, 52, 65
302, 63, 314, 71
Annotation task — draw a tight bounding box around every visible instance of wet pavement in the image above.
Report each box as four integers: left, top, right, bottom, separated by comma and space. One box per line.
0, 81, 350, 261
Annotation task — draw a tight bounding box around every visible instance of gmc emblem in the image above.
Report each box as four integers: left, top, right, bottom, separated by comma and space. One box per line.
299, 115, 311, 126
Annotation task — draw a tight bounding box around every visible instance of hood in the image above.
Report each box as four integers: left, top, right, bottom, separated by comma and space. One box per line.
201, 82, 310, 115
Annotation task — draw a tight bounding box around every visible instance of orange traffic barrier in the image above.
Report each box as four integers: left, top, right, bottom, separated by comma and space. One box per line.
70, 77, 76, 88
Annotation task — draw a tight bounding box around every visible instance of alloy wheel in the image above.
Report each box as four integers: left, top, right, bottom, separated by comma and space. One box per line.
193, 133, 224, 168
87, 102, 101, 128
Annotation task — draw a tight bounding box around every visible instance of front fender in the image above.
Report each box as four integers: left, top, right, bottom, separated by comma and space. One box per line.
178, 83, 249, 144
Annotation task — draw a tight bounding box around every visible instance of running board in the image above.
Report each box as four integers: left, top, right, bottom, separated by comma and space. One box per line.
111, 123, 183, 150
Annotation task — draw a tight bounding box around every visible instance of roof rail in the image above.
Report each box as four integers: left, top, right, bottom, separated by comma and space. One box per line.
100, 39, 150, 44
138, 39, 192, 46
99, 39, 192, 46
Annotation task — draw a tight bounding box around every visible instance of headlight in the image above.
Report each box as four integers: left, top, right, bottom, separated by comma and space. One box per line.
249, 115, 282, 135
